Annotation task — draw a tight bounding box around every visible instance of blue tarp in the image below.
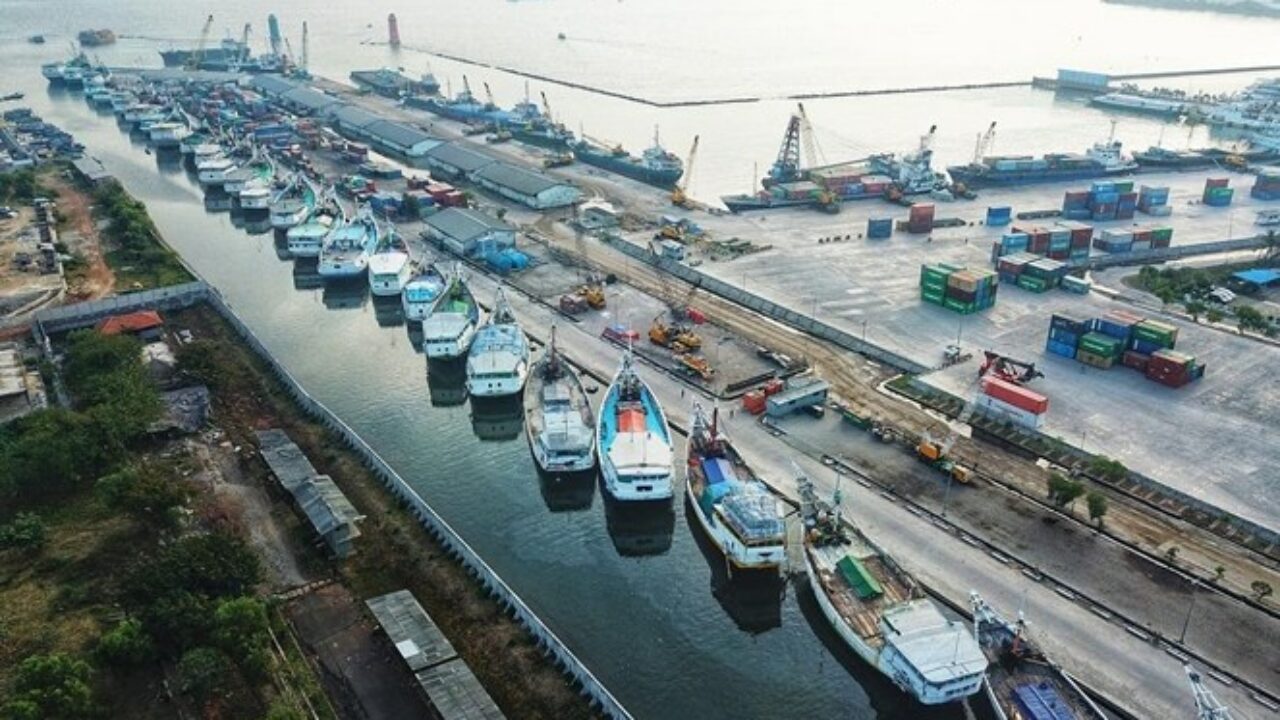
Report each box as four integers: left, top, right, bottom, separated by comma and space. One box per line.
701, 457, 732, 486
1233, 269, 1280, 287
1012, 682, 1076, 720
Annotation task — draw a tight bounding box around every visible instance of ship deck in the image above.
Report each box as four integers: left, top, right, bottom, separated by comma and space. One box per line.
808, 539, 914, 646
979, 622, 1108, 719
524, 363, 594, 455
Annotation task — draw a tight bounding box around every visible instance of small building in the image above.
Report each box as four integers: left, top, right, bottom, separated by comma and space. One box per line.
256, 429, 365, 558
423, 142, 496, 180
766, 379, 830, 418
471, 162, 580, 210
98, 309, 164, 340
360, 120, 440, 159
0, 344, 34, 424
1230, 268, 1280, 294
366, 590, 505, 720
424, 208, 516, 258
577, 200, 619, 230
71, 156, 114, 187
658, 239, 685, 261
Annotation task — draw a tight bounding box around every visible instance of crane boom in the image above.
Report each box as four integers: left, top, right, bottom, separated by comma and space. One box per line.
483, 81, 496, 108
540, 91, 553, 121
973, 121, 997, 164
796, 103, 825, 170
670, 134, 699, 207
1185, 666, 1235, 720
301, 21, 309, 75
187, 14, 215, 71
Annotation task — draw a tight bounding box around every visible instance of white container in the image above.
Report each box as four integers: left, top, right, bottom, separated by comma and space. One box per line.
974, 393, 1045, 430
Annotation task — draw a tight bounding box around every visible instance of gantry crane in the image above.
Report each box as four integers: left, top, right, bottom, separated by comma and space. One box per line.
186, 14, 215, 71
670, 134, 700, 208
1185, 665, 1234, 720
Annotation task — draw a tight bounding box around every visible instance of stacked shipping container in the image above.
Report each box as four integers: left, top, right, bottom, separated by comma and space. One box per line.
1091, 225, 1173, 254
991, 221, 1091, 265
977, 375, 1049, 429
920, 264, 999, 313
1138, 184, 1172, 216
1044, 311, 1204, 388
1253, 168, 1280, 201
1203, 177, 1233, 207
1062, 180, 1137, 222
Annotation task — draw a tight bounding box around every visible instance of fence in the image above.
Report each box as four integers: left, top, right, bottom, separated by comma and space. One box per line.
1076, 235, 1274, 270
598, 233, 930, 374
201, 290, 633, 720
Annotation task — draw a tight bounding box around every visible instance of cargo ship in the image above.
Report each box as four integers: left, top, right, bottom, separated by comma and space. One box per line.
797, 472, 988, 705
160, 38, 249, 69
1133, 145, 1279, 169
350, 68, 439, 98
685, 404, 785, 571
570, 128, 684, 189
77, 29, 116, 47
947, 139, 1138, 188
970, 592, 1110, 720
1089, 92, 1199, 119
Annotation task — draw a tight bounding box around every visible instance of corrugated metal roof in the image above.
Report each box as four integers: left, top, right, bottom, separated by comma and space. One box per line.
281, 87, 341, 113
424, 208, 513, 243
425, 142, 497, 173
474, 162, 567, 197
415, 661, 506, 720
250, 75, 297, 96
293, 475, 363, 538
256, 429, 318, 491
363, 120, 436, 151
332, 105, 381, 130
366, 590, 459, 671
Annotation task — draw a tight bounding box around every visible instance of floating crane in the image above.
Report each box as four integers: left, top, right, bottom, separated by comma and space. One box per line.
186, 14, 215, 71
482, 81, 497, 109
972, 121, 998, 164
670, 134, 699, 208
1185, 665, 1235, 720
767, 111, 803, 186
796, 103, 826, 171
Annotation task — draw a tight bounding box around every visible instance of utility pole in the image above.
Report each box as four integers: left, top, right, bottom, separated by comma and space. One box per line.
1179, 580, 1199, 644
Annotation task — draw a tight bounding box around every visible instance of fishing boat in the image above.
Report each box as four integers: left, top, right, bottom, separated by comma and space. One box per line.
286, 191, 343, 257
466, 286, 529, 397
269, 176, 317, 230
148, 121, 191, 150
971, 592, 1110, 720
423, 266, 481, 359
318, 207, 380, 280
238, 181, 273, 212
797, 473, 987, 705
196, 156, 236, 188
597, 351, 674, 501
685, 404, 785, 571
368, 244, 413, 297
402, 263, 449, 322
523, 326, 596, 474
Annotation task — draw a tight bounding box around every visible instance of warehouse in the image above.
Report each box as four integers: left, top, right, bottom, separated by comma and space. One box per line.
360, 120, 440, 159
423, 142, 497, 180
471, 162, 581, 209
332, 105, 381, 136
423, 208, 516, 258
278, 86, 343, 117
248, 75, 296, 98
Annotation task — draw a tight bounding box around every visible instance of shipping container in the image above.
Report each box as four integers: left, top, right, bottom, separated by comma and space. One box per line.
981, 376, 1049, 414
986, 206, 1012, 226
1080, 331, 1124, 357
974, 393, 1046, 429
867, 217, 894, 239
1076, 348, 1115, 369
1045, 338, 1077, 359
742, 391, 767, 415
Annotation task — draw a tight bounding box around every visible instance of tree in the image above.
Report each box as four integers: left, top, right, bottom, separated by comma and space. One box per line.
2, 653, 95, 720
1086, 491, 1108, 527
1252, 580, 1274, 601
62, 330, 146, 404
1206, 308, 1224, 324
213, 597, 271, 678
95, 619, 156, 667
1166, 546, 1180, 562
0, 512, 47, 551
401, 192, 421, 220
1047, 473, 1085, 509
1184, 300, 1206, 322
1087, 456, 1128, 483
97, 466, 192, 532
177, 647, 231, 704
1213, 566, 1226, 583
2, 408, 106, 502
1234, 304, 1272, 334
122, 531, 261, 609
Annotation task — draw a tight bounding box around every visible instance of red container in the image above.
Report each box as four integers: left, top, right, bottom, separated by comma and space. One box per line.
1070, 227, 1093, 246
762, 379, 784, 396
1119, 192, 1138, 203
1146, 366, 1190, 387
1029, 236, 1050, 254
1048, 250, 1069, 260
997, 257, 1025, 275
910, 203, 935, 220
1205, 177, 1229, 189
442, 191, 468, 208
981, 377, 1049, 415
1122, 350, 1150, 371
742, 391, 767, 415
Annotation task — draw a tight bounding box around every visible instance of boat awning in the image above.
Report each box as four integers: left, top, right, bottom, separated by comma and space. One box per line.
837, 555, 884, 600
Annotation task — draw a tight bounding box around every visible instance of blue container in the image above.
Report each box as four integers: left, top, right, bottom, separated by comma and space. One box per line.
1063, 208, 1093, 220
1049, 328, 1079, 346
998, 271, 1019, 284
1091, 181, 1116, 194
1131, 337, 1165, 355
1095, 318, 1133, 341
1046, 339, 1077, 359
867, 218, 893, 239
1091, 191, 1120, 205
986, 206, 1012, 226
1050, 313, 1089, 333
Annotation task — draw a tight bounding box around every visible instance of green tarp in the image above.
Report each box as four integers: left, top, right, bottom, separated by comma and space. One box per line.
836, 555, 883, 600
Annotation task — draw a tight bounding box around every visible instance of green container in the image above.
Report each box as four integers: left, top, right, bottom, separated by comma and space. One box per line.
921, 279, 947, 292
921, 292, 945, 305
1077, 348, 1115, 369
1133, 320, 1178, 348
1080, 331, 1123, 357
1113, 181, 1135, 194
943, 297, 975, 313
1151, 227, 1173, 242
1016, 275, 1048, 292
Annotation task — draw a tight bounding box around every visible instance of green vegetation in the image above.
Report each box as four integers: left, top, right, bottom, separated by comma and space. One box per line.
1253, 580, 1274, 601
0, 169, 48, 206
1, 653, 95, 720
1233, 304, 1274, 335
1087, 455, 1128, 483
0, 513, 46, 552
1131, 264, 1278, 337
93, 183, 192, 290
1047, 473, 1086, 509
1086, 490, 1108, 527
97, 465, 192, 533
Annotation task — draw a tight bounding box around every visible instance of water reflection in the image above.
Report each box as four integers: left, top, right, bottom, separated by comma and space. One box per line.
469, 395, 523, 442
291, 259, 323, 291
272, 232, 292, 261
686, 505, 785, 634
371, 295, 405, 327
242, 213, 273, 236
321, 279, 368, 311
426, 357, 468, 407
536, 467, 597, 512
203, 192, 233, 213
153, 147, 183, 175
602, 493, 675, 557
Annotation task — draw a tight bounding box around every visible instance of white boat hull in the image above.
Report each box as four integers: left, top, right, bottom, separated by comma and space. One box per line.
466, 364, 528, 398
240, 194, 272, 211
318, 257, 369, 279
403, 301, 437, 322
424, 322, 477, 359
527, 430, 596, 473
685, 480, 783, 570
271, 207, 309, 229
600, 457, 673, 502
197, 171, 231, 187
370, 270, 411, 297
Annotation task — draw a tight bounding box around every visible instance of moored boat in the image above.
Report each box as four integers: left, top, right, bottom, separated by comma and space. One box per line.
402, 263, 449, 322
685, 403, 785, 572
597, 351, 674, 501
269, 176, 316, 229
286, 191, 343, 257
318, 207, 380, 280
423, 267, 480, 359
570, 127, 684, 189
148, 121, 191, 149
798, 473, 987, 705
947, 138, 1137, 189
466, 286, 529, 397
971, 592, 1110, 720
368, 245, 413, 297
196, 156, 236, 187
523, 326, 596, 474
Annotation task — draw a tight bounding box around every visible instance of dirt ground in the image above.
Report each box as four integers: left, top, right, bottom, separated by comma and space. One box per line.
43, 173, 114, 301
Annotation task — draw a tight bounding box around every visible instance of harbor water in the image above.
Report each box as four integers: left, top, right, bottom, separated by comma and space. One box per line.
3, 3, 1278, 716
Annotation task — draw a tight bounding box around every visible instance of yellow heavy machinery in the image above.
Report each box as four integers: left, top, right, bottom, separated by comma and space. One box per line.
649, 312, 702, 352
676, 353, 714, 382
578, 277, 606, 310
670, 134, 699, 208
186, 14, 216, 71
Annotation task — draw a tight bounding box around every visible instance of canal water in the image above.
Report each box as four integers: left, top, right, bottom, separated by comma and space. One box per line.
0, 46, 973, 720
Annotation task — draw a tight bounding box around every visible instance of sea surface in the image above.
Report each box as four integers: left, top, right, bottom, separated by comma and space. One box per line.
2, 2, 1277, 717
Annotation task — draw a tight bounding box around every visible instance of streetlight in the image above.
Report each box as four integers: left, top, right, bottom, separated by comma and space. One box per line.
1179, 580, 1199, 644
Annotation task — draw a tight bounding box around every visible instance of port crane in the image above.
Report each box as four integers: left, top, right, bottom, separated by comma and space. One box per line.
1185, 665, 1235, 720
978, 350, 1043, 385
483, 81, 497, 109
768, 112, 803, 186
972, 121, 997, 164
540, 91, 554, 123
670, 134, 699, 208
186, 14, 215, 71
796, 103, 826, 172
296, 21, 310, 79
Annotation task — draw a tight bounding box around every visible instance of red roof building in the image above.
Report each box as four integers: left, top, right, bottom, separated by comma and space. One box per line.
97, 310, 164, 336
